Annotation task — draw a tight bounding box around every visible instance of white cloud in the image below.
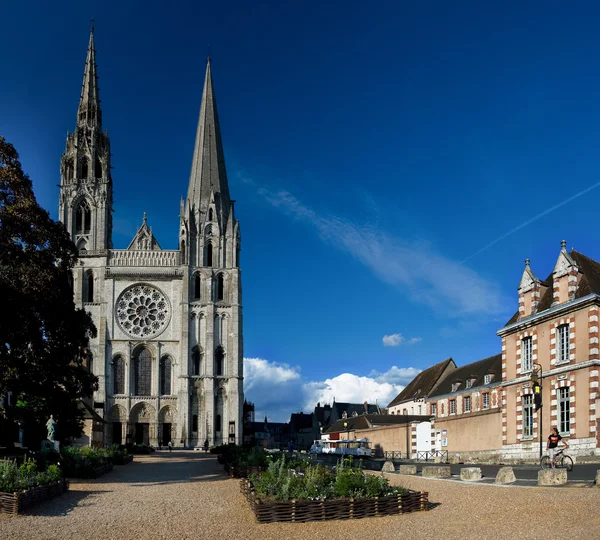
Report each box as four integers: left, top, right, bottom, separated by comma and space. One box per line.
253, 187, 508, 316
369, 365, 421, 385
382, 333, 422, 347
243, 358, 418, 422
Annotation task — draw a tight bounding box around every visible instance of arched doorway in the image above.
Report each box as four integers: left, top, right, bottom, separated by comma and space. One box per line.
159, 406, 177, 447
129, 402, 156, 446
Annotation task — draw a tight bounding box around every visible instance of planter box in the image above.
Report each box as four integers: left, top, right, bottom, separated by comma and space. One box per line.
227, 465, 266, 479
0, 479, 69, 515
114, 454, 133, 465
240, 479, 429, 523
66, 462, 114, 479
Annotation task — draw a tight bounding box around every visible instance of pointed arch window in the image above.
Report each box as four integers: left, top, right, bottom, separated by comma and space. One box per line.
216, 274, 224, 302
208, 208, 213, 221
215, 414, 222, 432
215, 346, 224, 376
193, 273, 201, 300
134, 348, 151, 396
205, 242, 213, 267
94, 156, 102, 178
76, 201, 91, 234
84, 271, 94, 302
192, 347, 202, 376
192, 414, 198, 432
160, 356, 172, 395
81, 157, 89, 179
113, 356, 125, 395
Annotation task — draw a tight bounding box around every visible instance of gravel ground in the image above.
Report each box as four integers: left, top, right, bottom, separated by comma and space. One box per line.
1, 451, 599, 540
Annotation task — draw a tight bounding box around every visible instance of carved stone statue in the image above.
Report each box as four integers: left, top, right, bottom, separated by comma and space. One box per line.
46, 415, 57, 441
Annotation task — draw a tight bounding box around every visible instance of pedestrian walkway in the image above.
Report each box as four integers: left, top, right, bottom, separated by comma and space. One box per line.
1, 451, 599, 540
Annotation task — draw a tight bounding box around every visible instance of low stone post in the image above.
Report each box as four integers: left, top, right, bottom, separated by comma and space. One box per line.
381, 461, 395, 473
398, 464, 417, 475
422, 466, 451, 478
495, 466, 516, 484
460, 467, 482, 481
596, 469, 600, 487
538, 469, 567, 486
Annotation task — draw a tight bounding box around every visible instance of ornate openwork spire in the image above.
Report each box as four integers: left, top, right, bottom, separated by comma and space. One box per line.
186, 59, 231, 215
77, 25, 102, 128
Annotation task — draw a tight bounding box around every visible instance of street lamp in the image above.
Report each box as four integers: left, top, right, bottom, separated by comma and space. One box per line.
531, 363, 543, 459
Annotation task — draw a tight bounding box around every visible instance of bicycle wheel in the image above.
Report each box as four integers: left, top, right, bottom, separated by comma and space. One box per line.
562, 455, 574, 471
540, 455, 551, 469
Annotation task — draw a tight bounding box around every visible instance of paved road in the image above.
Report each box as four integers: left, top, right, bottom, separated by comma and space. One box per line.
1, 451, 599, 540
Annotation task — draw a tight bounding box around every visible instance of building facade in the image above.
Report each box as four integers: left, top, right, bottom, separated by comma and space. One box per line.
59, 29, 243, 448
498, 242, 600, 460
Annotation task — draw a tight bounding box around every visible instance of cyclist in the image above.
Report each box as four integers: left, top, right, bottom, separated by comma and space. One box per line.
546, 426, 568, 468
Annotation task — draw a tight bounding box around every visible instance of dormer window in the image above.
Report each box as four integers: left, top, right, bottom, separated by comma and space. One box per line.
466, 378, 474, 389
484, 374, 493, 385
451, 382, 461, 392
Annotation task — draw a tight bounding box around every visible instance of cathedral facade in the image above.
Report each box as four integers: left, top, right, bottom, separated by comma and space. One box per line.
59, 28, 243, 448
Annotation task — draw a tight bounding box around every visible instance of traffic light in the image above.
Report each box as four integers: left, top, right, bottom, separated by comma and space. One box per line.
533, 382, 542, 411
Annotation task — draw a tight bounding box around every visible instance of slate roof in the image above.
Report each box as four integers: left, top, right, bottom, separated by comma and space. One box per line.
387, 358, 456, 408
504, 249, 600, 327
289, 412, 313, 431
429, 353, 502, 397
325, 414, 430, 433
332, 401, 379, 418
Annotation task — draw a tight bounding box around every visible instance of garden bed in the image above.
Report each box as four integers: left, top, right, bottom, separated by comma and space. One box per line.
240, 479, 429, 523
68, 462, 113, 479
227, 464, 266, 479
114, 454, 134, 466
0, 479, 69, 515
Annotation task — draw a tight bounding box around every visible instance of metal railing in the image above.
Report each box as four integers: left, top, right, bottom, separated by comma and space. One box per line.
416, 450, 448, 462
383, 451, 403, 460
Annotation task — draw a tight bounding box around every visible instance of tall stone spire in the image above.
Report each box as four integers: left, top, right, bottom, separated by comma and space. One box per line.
77, 25, 102, 128
186, 59, 231, 215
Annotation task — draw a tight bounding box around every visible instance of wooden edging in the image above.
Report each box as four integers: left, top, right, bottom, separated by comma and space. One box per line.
0, 479, 69, 515
240, 479, 429, 523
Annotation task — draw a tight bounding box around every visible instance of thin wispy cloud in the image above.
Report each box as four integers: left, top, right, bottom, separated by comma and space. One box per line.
382, 333, 422, 347
462, 181, 600, 263
251, 184, 507, 316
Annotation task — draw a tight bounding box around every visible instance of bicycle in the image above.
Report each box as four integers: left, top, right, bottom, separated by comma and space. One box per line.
540, 448, 573, 471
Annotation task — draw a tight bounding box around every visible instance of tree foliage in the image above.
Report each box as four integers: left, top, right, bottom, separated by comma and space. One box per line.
0, 136, 97, 445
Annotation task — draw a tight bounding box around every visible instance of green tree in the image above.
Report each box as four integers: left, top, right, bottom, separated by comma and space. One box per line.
0, 136, 97, 447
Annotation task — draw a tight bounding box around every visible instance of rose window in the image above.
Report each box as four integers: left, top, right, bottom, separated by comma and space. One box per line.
115, 284, 171, 338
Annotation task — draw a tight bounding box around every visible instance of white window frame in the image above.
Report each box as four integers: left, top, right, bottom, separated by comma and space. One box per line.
451, 382, 460, 392
430, 403, 437, 416
558, 387, 570, 434
482, 392, 490, 410
557, 324, 570, 364
466, 379, 473, 389
484, 374, 493, 385
449, 399, 456, 415
464, 396, 471, 413
521, 336, 533, 372
523, 394, 534, 438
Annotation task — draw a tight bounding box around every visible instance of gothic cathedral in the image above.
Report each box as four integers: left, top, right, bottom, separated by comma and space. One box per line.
58, 28, 243, 448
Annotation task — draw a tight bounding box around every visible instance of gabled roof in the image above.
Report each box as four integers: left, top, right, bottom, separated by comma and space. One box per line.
387, 358, 456, 408
325, 414, 430, 433
332, 401, 379, 418
429, 353, 502, 397
504, 248, 600, 326
127, 213, 161, 251
289, 412, 313, 431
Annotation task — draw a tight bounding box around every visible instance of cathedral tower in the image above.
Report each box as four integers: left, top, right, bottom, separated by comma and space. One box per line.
181, 59, 243, 446
59, 26, 113, 252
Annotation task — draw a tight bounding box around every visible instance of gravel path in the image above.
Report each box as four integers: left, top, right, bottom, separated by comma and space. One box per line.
1, 452, 598, 540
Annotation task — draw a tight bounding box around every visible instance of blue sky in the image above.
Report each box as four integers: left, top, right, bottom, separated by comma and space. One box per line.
4, 1, 600, 421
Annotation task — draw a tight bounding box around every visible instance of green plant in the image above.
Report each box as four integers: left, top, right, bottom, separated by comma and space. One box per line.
0, 459, 63, 493
249, 456, 407, 502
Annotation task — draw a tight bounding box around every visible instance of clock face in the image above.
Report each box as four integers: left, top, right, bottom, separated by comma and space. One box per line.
115, 284, 171, 338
